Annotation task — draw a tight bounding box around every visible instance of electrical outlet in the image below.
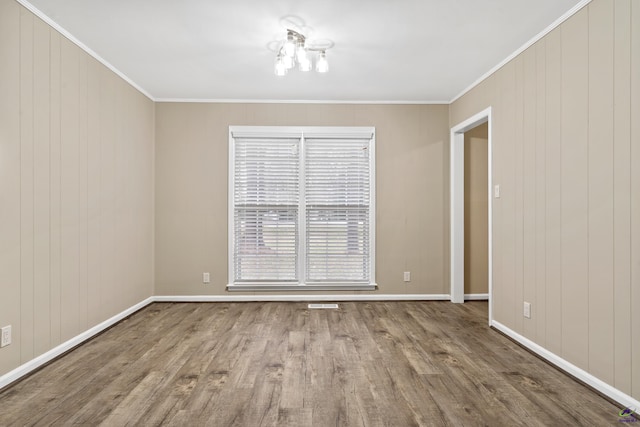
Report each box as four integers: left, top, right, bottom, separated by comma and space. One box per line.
203, 272, 210, 284
1, 325, 11, 347
523, 302, 531, 319
403, 271, 411, 282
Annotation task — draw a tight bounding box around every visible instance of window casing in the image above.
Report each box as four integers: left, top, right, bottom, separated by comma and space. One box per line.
228, 126, 375, 291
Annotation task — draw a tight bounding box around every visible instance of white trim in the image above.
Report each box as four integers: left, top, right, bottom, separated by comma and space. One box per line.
5, 293, 637, 414
0, 297, 154, 390
228, 126, 376, 287
17, 0, 591, 106
154, 294, 451, 302
229, 126, 374, 139
227, 128, 235, 286
487, 117, 493, 323
17, 0, 154, 101
464, 293, 489, 301
492, 320, 640, 413
450, 131, 465, 304
369, 133, 377, 284
449, 0, 592, 103
226, 284, 377, 292
298, 134, 308, 283
449, 108, 493, 323
154, 98, 450, 105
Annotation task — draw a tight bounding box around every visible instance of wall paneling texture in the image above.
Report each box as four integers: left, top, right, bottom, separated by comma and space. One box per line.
449, 0, 639, 399
0, 0, 155, 376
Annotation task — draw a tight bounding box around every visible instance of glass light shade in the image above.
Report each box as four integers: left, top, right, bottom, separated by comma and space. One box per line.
299, 56, 311, 72
296, 41, 307, 62
316, 51, 329, 73
283, 54, 294, 69
275, 55, 287, 76
284, 34, 296, 57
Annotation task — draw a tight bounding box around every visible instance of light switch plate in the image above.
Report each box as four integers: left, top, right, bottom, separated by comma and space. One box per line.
524, 302, 531, 319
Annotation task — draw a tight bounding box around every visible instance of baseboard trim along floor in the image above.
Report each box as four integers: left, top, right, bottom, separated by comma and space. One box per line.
0, 297, 155, 390
0, 294, 464, 390
2, 294, 635, 416
154, 294, 488, 303
491, 320, 640, 414
154, 294, 452, 302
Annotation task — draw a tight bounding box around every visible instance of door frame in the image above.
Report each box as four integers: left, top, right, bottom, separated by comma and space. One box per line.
449, 107, 493, 324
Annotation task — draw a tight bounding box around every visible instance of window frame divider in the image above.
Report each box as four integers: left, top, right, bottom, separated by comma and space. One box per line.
298, 132, 307, 283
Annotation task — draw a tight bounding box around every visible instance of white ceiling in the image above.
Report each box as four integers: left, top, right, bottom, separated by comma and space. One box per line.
23, 0, 584, 102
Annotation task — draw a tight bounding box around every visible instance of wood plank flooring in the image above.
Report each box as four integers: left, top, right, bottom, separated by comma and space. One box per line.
0, 301, 624, 426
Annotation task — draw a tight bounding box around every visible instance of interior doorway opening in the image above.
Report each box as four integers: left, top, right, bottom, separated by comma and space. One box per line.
464, 123, 489, 297
450, 107, 493, 324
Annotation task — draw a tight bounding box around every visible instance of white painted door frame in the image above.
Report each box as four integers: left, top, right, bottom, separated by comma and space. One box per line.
449, 107, 493, 323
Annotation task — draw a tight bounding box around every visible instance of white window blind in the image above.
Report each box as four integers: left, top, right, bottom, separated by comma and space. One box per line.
233, 138, 299, 282
305, 138, 370, 283
229, 127, 375, 289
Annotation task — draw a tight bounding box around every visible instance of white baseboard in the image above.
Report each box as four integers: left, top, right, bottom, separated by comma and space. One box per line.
0, 297, 155, 390
155, 294, 489, 302
0, 293, 451, 389
464, 293, 489, 300
8, 294, 635, 415
154, 294, 452, 302
491, 320, 639, 413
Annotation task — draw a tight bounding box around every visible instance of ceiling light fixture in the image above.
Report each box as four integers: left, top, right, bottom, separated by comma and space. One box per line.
275, 29, 331, 76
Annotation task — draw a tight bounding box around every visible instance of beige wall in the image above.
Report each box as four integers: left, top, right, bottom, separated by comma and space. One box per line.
155, 103, 450, 296
0, 0, 155, 376
450, 0, 640, 400
4, 0, 637, 404
464, 123, 488, 295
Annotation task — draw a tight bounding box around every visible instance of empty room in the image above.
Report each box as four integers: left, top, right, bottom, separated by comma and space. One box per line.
0, 0, 638, 425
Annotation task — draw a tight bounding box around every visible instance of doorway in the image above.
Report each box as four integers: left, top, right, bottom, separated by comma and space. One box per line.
450, 107, 492, 324
464, 123, 489, 298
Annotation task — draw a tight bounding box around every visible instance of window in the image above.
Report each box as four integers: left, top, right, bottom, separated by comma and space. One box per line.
228, 126, 375, 291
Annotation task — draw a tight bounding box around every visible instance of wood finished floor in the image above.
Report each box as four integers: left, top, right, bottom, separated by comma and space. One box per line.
0, 301, 623, 426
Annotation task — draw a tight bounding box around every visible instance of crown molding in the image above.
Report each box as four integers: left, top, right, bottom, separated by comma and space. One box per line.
16, 0, 593, 107
449, 0, 592, 104
154, 98, 449, 105
16, 0, 155, 101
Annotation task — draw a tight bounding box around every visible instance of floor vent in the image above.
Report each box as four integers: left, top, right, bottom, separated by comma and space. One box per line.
308, 303, 339, 309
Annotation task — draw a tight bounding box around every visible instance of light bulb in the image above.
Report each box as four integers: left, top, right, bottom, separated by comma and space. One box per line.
316, 51, 329, 73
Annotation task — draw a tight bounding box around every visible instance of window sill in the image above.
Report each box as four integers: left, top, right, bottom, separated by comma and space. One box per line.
226, 283, 377, 292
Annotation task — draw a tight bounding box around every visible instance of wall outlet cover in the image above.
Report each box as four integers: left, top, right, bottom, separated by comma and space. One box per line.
1, 325, 11, 347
